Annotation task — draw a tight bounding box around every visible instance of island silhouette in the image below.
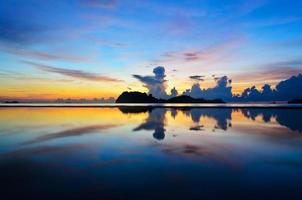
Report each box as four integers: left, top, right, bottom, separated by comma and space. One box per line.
115, 91, 224, 103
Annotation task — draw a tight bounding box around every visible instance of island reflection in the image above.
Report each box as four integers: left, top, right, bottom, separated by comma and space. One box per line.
119, 107, 302, 140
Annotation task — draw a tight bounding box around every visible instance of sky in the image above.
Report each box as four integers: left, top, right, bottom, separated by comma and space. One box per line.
1, 0, 302, 100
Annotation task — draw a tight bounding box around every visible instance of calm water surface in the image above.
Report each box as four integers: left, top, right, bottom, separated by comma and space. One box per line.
0, 107, 302, 199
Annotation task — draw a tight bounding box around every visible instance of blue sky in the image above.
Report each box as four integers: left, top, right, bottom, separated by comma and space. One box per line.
0, 0, 302, 99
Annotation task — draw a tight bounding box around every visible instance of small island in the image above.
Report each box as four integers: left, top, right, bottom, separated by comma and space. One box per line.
115, 91, 224, 103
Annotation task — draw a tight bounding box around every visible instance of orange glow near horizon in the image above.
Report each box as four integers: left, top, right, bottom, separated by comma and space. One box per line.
0, 77, 280, 100
0, 82, 125, 100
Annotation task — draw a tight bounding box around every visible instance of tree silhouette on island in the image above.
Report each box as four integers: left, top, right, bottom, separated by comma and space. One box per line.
115, 91, 224, 103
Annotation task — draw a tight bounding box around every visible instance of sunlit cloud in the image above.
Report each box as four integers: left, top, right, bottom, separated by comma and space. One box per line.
133, 66, 168, 99
183, 76, 233, 101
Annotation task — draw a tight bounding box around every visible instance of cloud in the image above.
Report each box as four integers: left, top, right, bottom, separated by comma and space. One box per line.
189, 75, 205, 81
183, 52, 201, 61
161, 50, 210, 63
161, 38, 242, 63
133, 69, 302, 102
133, 66, 170, 99
170, 87, 178, 98
22, 61, 122, 82
156, 38, 243, 72
275, 74, 302, 99
239, 85, 270, 101
183, 76, 233, 101
130, 65, 300, 102
236, 74, 302, 101
79, 0, 117, 8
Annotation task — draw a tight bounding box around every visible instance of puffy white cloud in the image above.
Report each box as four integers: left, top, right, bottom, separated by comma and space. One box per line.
183, 76, 233, 101
133, 66, 178, 99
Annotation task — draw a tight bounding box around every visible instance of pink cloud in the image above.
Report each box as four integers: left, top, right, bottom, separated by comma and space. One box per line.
22, 61, 123, 82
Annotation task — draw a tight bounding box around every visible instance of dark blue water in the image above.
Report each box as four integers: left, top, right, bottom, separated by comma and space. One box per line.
0, 107, 302, 199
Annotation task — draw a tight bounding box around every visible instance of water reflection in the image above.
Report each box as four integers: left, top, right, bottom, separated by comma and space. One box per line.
125, 108, 233, 140
183, 108, 232, 131
120, 107, 302, 141
22, 124, 118, 145
240, 109, 302, 132
1, 107, 302, 199
133, 108, 166, 140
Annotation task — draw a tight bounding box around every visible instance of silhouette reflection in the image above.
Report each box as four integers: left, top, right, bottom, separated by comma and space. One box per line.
133, 108, 166, 140
240, 108, 302, 133
120, 107, 302, 140
181, 108, 232, 131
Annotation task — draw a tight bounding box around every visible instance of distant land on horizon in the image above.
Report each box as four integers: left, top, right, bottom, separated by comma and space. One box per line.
116, 91, 224, 104
115, 91, 302, 104
0, 98, 116, 104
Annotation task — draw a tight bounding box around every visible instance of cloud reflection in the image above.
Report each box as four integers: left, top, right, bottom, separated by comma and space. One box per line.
133, 108, 166, 140
119, 107, 302, 141
240, 109, 302, 133
182, 108, 232, 131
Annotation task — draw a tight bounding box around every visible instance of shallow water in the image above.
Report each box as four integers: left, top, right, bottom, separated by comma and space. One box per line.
0, 107, 302, 199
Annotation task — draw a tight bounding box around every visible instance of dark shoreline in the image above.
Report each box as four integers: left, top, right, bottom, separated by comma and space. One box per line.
1, 103, 302, 109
